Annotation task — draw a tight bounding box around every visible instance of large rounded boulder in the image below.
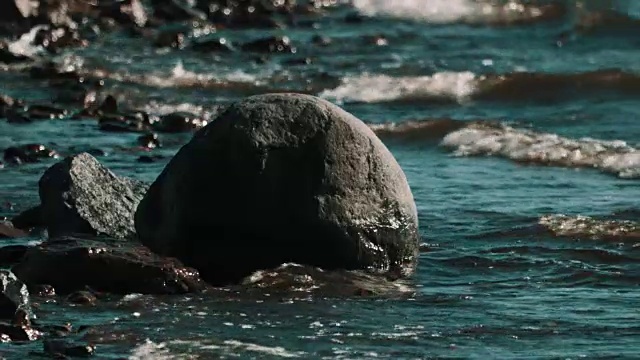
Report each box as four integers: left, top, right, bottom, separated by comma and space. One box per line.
135, 93, 419, 285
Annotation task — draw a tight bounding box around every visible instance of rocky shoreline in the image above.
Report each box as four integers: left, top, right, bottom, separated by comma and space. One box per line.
0, 92, 421, 357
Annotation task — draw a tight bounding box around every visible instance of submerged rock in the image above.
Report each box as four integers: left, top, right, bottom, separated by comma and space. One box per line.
192, 37, 234, 53
11, 205, 43, 231
241, 36, 296, 53
3, 144, 59, 165
39, 153, 148, 239
0, 322, 42, 342
154, 112, 205, 133
137, 132, 161, 149
12, 237, 205, 294
0, 223, 28, 239
66, 290, 97, 305
44, 339, 96, 357
154, 28, 186, 49
238, 263, 415, 299
135, 93, 420, 285
0, 271, 31, 320
26, 105, 68, 119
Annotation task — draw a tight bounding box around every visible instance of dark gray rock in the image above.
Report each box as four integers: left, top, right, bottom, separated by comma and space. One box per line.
12, 236, 205, 294
135, 93, 419, 286
39, 153, 148, 240
11, 205, 43, 231
0, 270, 31, 320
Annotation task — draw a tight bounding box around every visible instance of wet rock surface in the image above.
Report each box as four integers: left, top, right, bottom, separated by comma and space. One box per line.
0, 271, 31, 320
237, 263, 415, 299
135, 93, 420, 286
154, 112, 206, 132
3, 144, 60, 165
44, 339, 97, 358
0, 223, 28, 239
39, 152, 148, 239
11, 205, 43, 231
12, 236, 205, 294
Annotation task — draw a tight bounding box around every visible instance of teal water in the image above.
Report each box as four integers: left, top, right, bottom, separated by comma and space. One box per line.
0, 0, 639, 358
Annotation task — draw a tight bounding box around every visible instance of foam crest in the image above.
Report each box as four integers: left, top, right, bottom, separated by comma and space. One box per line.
351, 0, 560, 25
441, 123, 640, 178
223, 340, 304, 358
143, 101, 219, 120
540, 215, 640, 242
352, 0, 479, 23
320, 72, 477, 104
87, 61, 260, 89
129, 340, 174, 360
168, 339, 305, 358
8, 25, 48, 57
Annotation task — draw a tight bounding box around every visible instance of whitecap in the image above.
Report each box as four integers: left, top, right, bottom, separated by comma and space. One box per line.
539, 214, 640, 240
223, 340, 305, 358
352, 0, 480, 23
129, 340, 174, 360
8, 25, 48, 57
351, 0, 550, 24
441, 123, 640, 178
319, 72, 478, 104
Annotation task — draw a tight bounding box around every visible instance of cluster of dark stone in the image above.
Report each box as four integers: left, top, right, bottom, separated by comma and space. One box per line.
0, 0, 364, 61
0, 94, 420, 348
0, 87, 206, 169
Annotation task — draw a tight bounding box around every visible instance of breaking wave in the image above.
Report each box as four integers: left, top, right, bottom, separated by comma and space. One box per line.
80, 61, 263, 89
319, 70, 640, 104
539, 214, 640, 242
441, 123, 640, 178
319, 72, 477, 104
352, 0, 566, 25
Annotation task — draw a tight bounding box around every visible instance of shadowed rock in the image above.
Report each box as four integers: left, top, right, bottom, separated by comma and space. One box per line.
0, 245, 29, 266
135, 93, 420, 286
12, 237, 205, 294
11, 206, 43, 231
39, 153, 148, 239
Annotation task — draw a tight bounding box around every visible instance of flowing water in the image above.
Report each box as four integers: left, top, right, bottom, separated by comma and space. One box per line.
0, 0, 639, 358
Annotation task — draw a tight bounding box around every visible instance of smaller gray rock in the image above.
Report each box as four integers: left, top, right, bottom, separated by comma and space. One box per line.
0, 270, 31, 320
39, 153, 148, 240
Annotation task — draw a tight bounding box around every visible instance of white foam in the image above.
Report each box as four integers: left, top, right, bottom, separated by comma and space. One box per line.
129, 340, 174, 360
353, 0, 479, 23
143, 101, 217, 120
539, 214, 639, 239
223, 340, 304, 358
441, 123, 640, 178
96, 61, 260, 89
352, 0, 555, 24
320, 72, 477, 104
8, 25, 48, 57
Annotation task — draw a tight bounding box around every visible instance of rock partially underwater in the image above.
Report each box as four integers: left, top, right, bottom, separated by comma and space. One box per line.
39, 152, 148, 240
12, 236, 204, 294
136, 93, 420, 286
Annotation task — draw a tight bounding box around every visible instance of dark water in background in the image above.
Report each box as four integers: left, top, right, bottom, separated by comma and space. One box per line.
1, 0, 640, 358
